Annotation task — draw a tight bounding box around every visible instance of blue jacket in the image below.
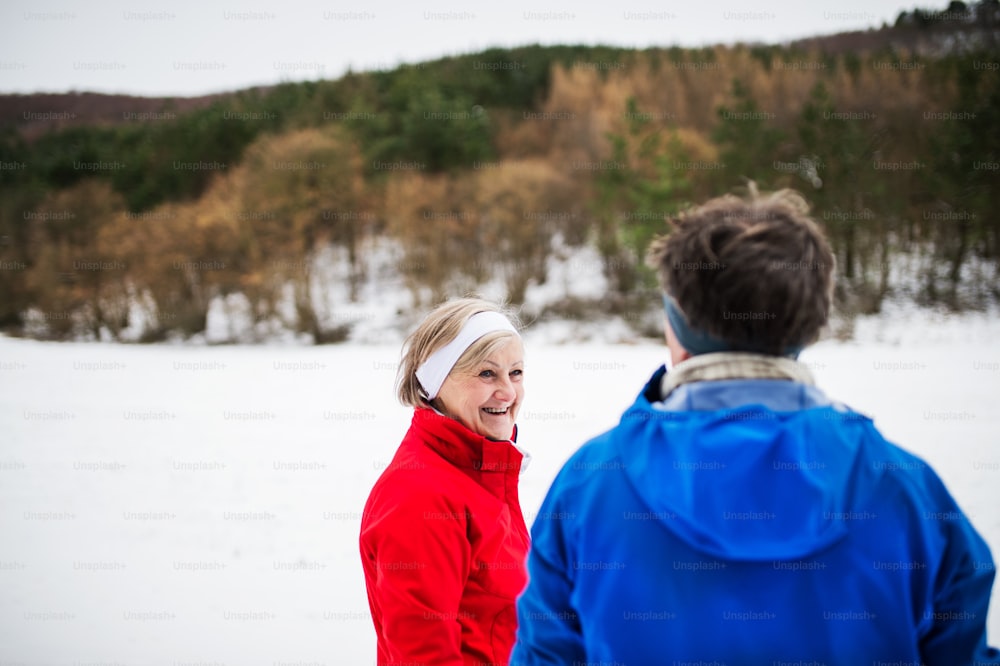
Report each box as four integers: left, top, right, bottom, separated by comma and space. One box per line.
512, 366, 1000, 666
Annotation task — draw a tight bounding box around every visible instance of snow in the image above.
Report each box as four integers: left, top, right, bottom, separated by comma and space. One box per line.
1, 309, 999, 664
522, 237, 613, 307
849, 297, 1000, 348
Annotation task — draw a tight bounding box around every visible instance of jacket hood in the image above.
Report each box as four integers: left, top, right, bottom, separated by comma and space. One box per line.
616, 367, 875, 561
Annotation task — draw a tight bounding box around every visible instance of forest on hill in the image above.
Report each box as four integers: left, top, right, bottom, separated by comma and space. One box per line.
1, 2, 998, 343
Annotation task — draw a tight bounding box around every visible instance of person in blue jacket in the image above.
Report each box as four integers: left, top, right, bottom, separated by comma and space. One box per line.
512, 187, 1000, 666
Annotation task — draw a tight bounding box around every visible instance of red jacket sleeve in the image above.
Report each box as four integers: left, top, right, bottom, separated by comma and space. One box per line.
363, 487, 471, 666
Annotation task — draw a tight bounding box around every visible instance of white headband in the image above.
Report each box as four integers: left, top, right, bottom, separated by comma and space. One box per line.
415, 311, 519, 400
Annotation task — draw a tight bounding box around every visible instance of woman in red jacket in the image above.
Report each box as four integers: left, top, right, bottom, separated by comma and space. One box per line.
360, 298, 529, 666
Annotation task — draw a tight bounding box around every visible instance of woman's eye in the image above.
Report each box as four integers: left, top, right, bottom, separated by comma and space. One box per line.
478, 369, 496, 378
510, 369, 523, 378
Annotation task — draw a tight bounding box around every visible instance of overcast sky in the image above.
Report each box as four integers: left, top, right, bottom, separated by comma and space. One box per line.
1, 0, 919, 98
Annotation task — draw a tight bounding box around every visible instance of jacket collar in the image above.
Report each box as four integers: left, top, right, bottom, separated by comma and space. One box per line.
409, 408, 523, 478
660, 352, 816, 399
638, 363, 831, 413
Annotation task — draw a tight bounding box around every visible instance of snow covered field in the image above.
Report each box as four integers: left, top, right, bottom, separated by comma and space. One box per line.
1, 310, 999, 665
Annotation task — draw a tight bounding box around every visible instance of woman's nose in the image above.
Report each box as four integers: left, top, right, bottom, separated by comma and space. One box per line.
493, 375, 514, 400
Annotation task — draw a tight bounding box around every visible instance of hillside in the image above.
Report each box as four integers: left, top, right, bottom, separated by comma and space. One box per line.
0, 91, 239, 142
788, 2, 1000, 54
2, 4, 998, 137
0, 3, 998, 343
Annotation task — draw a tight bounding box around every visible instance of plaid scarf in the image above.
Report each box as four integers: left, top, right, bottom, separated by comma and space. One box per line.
661, 352, 816, 399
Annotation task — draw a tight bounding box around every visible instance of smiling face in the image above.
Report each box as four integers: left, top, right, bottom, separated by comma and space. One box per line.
434, 337, 524, 441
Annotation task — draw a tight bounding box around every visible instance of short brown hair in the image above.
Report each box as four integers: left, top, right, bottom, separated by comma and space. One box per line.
396, 297, 522, 407
646, 187, 835, 355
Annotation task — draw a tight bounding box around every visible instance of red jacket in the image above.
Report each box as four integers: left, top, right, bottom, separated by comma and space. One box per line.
361, 408, 529, 666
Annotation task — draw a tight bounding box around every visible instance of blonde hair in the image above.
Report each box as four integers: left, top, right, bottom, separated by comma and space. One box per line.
396, 297, 522, 408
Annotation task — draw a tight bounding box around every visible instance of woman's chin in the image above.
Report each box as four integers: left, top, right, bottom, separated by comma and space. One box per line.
485, 412, 519, 440
476, 419, 513, 441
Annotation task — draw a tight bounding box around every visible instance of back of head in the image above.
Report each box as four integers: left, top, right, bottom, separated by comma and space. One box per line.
647, 187, 835, 356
